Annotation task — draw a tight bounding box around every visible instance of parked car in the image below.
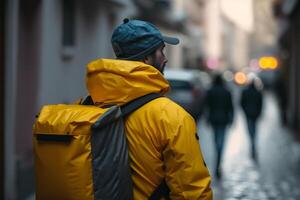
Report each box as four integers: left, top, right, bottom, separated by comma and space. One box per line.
164, 69, 211, 120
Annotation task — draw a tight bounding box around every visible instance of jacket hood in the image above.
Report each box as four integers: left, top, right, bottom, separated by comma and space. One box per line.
86, 59, 170, 107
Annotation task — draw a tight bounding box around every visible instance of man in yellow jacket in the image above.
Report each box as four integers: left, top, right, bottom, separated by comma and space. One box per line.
86, 19, 212, 199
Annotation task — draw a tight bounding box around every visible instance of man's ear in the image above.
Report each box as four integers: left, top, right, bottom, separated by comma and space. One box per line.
143, 55, 152, 65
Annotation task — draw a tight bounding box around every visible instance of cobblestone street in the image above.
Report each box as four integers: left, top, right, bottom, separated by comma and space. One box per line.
198, 92, 300, 200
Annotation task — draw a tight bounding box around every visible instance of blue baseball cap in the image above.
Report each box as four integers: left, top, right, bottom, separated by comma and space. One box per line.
111, 19, 180, 60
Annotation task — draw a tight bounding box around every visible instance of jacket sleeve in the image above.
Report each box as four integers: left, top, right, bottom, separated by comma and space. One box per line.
160, 102, 212, 200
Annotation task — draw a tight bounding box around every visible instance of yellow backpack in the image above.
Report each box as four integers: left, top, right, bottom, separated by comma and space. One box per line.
33, 93, 161, 200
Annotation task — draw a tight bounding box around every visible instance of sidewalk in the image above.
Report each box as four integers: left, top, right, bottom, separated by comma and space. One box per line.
198, 92, 300, 200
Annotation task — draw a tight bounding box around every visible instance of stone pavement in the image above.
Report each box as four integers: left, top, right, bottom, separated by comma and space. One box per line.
198, 92, 300, 200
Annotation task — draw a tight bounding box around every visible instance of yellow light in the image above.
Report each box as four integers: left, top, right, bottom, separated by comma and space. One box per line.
234, 72, 247, 85
259, 57, 268, 69
269, 57, 278, 69
259, 56, 278, 70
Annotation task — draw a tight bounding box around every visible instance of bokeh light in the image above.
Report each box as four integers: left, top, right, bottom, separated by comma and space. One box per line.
258, 56, 278, 70
234, 72, 247, 85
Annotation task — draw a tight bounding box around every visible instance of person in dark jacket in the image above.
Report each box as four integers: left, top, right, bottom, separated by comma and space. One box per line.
240, 81, 263, 161
205, 74, 234, 179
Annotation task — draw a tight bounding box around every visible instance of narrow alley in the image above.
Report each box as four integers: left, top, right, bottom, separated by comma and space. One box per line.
3, 0, 300, 199
198, 91, 300, 200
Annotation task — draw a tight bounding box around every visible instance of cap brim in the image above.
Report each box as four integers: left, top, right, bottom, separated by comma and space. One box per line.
162, 36, 180, 45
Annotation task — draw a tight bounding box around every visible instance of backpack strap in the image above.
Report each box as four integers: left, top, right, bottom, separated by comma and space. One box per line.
121, 93, 170, 199
80, 94, 162, 110
121, 93, 162, 116
80, 95, 94, 105
149, 179, 170, 200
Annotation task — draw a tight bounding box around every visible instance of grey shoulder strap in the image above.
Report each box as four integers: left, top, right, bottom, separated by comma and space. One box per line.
80, 93, 162, 112
121, 93, 162, 117
91, 93, 162, 129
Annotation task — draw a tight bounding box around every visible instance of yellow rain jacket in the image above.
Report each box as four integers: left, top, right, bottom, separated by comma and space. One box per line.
86, 59, 212, 200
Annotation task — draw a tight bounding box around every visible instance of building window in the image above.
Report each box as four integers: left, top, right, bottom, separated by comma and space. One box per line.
62, 0, 75, 46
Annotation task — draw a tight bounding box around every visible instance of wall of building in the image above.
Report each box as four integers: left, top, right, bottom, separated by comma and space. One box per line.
252, 0, 278, 57
0, 0, 5, 199
205, 0, 222, 67
5, 0, 19, 198
275, 1, 300, 136
38, 0, 136, 107
287, 5, 300, 132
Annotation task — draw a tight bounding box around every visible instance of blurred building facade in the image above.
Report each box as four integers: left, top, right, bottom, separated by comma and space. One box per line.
273, 0, 300, 137
251, 0, 278, 58
203, 0, 255, 71
204, 0, 278, 72
3, 0, 207, 199
1, 1, 5, 199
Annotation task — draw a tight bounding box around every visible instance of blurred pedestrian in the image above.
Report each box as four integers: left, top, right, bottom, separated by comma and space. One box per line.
204, 74, 234, 179
85, 19, 212, 199
240, 80, 263, 161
